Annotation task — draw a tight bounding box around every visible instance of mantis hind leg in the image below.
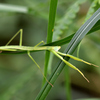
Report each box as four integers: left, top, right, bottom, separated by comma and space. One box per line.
27, 51, 53, 87
6, 28, 45, 47
0, 29, 23, 53
6, 29, 23, 46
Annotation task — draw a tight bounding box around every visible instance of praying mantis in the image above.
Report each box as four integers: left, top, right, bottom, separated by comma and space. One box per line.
0, 29, 98, 87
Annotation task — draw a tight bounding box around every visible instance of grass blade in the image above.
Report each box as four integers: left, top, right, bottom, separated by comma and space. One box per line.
35, 8, 100, 100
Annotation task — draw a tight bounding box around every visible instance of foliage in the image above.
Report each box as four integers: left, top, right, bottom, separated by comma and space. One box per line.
53, 0, 87, 40
0, 0, 100, 100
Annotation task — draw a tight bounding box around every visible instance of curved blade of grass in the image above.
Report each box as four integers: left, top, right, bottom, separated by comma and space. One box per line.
35, 8, 100, 100
0, 3, 28, 13
44, 19, 100, 46
43, 0, 58, 86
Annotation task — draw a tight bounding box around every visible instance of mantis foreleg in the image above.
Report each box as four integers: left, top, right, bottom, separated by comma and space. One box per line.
51, 49, 98, 82
57, 51, 99, 67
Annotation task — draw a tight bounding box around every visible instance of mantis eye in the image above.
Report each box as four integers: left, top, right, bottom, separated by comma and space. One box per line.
53, 46, 61, 52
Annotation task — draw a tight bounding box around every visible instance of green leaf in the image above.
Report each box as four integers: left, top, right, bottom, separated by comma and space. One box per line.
84, 0, 100, 22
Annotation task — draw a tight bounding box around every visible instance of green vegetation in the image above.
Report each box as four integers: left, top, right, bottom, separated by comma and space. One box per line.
0, 0, 100, 100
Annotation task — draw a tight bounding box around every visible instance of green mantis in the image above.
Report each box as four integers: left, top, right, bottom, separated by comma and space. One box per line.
0, 29, 98, 87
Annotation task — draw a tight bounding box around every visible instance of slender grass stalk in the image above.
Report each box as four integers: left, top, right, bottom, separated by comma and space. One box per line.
42, 0, 58, 86
65, 66, 71, 100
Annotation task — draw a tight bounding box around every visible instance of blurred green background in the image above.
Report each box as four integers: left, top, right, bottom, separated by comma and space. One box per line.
0, 0, 100, 100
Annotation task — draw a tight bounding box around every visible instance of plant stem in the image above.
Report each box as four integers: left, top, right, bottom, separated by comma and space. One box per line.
42, 0, 58, 86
